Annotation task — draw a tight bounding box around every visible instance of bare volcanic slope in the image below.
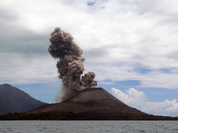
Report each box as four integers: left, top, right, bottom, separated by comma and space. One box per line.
0, 84, 46, 115
28, 87, 177, 120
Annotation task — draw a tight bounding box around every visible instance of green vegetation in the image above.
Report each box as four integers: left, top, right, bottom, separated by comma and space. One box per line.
0, 111, 74, 120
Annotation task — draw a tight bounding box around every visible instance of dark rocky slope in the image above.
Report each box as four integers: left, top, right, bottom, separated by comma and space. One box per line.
0, 84, 46, 115
28, 87, 177, 120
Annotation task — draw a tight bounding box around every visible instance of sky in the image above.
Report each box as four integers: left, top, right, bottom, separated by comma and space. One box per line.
0, 0, 178, 117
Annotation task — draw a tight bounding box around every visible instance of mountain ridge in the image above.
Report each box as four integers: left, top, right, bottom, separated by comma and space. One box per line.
0, 83, 47, 115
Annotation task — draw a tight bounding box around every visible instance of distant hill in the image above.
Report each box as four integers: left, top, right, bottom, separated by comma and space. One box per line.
0, 84, 46, 115
27, 87, 177, 120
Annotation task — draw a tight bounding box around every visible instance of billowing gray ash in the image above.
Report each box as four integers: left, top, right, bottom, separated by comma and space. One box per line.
48, 27, 97, 102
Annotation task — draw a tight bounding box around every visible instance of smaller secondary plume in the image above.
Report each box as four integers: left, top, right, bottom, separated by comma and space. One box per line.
48, 27, 97, 103
81, 72, 97, 87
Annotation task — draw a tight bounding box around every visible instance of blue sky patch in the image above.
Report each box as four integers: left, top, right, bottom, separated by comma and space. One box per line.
159, 68, 172, 73
13, 83, 61, 103
135, 87, 178, 102
87, 1, 95, 6
159, 68, 178, 73
134, 67, 153, 73
98, 80, 140, 94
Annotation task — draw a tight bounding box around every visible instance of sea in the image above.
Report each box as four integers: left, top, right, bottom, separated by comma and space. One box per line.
0, 121, 178, 133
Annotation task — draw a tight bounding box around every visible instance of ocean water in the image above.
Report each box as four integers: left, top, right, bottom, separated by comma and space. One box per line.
0, 121, 178, 133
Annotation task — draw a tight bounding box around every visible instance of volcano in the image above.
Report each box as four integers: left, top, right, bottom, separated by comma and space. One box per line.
27, 87, 177, 120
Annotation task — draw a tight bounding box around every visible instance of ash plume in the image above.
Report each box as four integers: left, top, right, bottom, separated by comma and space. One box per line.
48, 27, 97, 103
82, 72, 97, 87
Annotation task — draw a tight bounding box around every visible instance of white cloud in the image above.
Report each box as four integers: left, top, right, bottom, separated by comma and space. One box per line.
0, 0, 177, 89
111, 88, 178, 116
0, 53, 58, 84
111, 88, 146, 109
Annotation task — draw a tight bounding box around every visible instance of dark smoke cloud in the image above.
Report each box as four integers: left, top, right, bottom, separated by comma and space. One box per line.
48, 27, 97, 103
82, 72, 97, 87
